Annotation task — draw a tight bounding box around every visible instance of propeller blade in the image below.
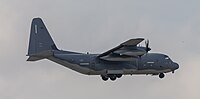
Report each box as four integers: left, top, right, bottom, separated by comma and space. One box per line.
145, 39, 151, 52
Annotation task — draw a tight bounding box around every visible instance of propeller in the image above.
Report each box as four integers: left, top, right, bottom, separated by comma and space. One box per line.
145, 39, 151, 53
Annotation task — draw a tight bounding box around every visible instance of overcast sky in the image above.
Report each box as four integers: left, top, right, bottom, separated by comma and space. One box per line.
0, 0, 200, 99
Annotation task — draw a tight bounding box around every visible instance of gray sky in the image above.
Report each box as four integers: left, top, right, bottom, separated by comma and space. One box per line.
0, 0, 200, 99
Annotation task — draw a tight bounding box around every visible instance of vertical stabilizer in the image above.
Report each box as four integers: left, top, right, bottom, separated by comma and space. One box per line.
27, 18, 58, 60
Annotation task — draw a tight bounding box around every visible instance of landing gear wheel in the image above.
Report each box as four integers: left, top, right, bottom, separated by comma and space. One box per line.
110, 75, 117, 81
116, 74, 122, 78
159, 73, 165, 79
101, 75, 108, 81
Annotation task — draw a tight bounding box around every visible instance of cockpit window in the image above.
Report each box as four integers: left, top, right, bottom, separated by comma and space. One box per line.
164, 55, 170, 60
165, 57, 169, 60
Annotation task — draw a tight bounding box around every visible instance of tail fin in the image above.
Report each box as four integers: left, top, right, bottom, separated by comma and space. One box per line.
27, 18, 58, 61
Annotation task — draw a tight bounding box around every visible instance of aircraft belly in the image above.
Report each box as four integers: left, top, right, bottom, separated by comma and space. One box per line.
123, 69, 172, 74
91, 69, 172, 75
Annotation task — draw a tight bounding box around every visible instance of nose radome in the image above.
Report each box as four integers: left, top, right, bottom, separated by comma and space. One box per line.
174, 62, 179, 70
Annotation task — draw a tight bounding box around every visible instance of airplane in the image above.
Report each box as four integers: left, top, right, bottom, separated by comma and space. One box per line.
27, 18, 179, 81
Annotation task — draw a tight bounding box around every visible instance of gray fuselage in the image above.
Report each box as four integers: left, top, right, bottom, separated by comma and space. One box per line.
48, 50, 179, 76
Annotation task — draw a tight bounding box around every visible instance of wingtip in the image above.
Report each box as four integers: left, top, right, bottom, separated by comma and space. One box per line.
32, 17, 43, 21
135, 38, 144, 40
127, 38, 144, 41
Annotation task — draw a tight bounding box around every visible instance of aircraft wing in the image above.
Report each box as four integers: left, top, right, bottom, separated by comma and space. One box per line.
98, 38, 145, 61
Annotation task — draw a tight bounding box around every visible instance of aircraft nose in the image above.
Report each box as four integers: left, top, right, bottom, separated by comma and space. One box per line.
173, 62, 179, 70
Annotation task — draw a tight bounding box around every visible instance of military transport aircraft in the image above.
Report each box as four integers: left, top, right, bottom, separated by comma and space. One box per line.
27, 18, 179, 81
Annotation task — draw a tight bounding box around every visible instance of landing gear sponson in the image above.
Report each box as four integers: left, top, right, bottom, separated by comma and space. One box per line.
101, 73, 165, 81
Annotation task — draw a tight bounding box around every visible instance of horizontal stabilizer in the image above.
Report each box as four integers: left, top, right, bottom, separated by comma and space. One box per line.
26, 50, 53, 61
27, 56, 44, 61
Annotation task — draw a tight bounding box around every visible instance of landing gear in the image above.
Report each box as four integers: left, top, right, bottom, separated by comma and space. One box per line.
116, 74, 122, 78
101, 75, 109, 81
101, 74, 122, 81
159, 73, 165, 79
110, 75, 117, 81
